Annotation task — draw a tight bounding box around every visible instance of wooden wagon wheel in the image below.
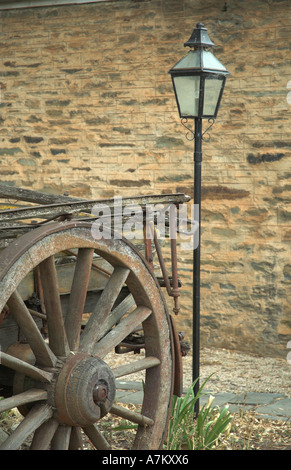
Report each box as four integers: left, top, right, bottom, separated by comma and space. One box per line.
0, 221, 174, 450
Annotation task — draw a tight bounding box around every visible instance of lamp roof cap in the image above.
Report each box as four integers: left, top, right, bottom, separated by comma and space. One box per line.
184, 22, 215, 48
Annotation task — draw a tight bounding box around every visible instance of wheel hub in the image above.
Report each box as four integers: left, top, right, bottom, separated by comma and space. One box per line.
54, 353, 116, 427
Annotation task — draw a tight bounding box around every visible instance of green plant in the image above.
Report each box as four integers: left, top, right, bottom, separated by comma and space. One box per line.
165, 377, 233, 450
195, 396, 232, 449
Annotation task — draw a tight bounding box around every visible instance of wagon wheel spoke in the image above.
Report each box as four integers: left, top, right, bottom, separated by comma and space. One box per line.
6, 290, 57, 368
112, 356, 160, 378
0, 404, 53, 450
82, 405, 154, 450
51, 425, 72, 450
83, 423, 111, 450
0, 351, 54, 383
110, 404, 154, 427
93, 305, 152, 358
30, 418, 59, 450
96, 293, 135, 343
64, 248, 94, 351
39, 255, 70, 357
69, 426, 84, 450
79, 266, 130, 353
0, 389, 47, 414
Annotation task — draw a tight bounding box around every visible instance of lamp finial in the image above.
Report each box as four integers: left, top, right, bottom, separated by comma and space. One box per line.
184, 22, 215, 48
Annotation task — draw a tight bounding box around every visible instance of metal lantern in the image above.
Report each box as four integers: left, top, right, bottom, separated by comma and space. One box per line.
169, 23, 229, 119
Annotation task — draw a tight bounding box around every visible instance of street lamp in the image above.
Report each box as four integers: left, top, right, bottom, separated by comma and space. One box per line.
169, 23, 229, 416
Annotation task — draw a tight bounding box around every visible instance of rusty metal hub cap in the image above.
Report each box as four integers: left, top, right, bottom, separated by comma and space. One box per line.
54, 353, 116, 427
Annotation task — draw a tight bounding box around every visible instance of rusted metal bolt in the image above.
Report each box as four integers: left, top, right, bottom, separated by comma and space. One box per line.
93, 383, 108, 404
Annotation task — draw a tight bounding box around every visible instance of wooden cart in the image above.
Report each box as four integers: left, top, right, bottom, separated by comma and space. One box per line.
0, 185, 190, 450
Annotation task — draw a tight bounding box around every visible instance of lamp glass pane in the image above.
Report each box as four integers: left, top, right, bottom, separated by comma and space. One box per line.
172, 50, 201, 70
203, 77, 223, 116
173, 75, 200, 117
202, 51, 229, 73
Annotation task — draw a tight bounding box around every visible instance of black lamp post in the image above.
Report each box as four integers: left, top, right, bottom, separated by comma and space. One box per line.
169, 23, 229, 416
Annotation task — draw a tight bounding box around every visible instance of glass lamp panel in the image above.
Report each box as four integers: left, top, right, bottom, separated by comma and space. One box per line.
203, 77, 224, 116
172, 50, 201, 70
201, 51, 229, 73
173, 75, 200, 117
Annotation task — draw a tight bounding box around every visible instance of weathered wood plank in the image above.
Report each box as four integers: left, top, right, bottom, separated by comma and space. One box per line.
0, 193, 190, 223
0, 184, 84, 205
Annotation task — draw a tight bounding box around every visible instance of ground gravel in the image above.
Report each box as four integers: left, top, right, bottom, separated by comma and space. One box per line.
182, 347, 291, 397
108, 346, 291, 397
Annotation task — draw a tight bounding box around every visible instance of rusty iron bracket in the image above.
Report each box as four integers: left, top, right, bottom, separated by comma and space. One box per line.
143, 214, 181, 316
33, 265, 49, 337
143, 221, 154, 270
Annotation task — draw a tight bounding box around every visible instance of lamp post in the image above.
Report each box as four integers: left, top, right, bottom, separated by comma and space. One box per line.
169, 23, 229, 416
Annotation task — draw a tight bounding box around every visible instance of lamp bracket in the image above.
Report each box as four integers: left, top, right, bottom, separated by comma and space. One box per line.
202, 118, 215, 142
181, 118, 195, 141
181, 118, 215, 142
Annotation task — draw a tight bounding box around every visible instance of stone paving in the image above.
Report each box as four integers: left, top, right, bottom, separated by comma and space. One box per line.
115, 380, 291, 422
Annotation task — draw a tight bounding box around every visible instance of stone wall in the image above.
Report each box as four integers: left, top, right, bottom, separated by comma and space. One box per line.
0, 0, 290, 357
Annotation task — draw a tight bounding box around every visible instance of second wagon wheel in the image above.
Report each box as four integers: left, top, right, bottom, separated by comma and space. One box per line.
0, 220, 174, 450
